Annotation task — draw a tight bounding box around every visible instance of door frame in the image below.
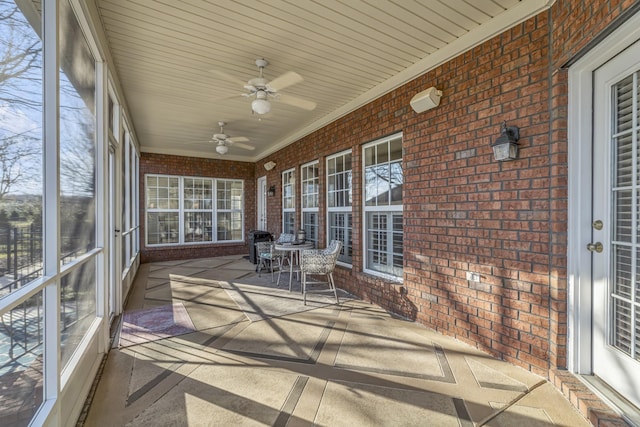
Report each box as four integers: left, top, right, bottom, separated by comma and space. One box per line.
257, 175, 267, 230
568, 6, 640, 395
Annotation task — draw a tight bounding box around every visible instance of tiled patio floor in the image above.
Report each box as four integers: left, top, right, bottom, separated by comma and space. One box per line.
82, 255, 592, 426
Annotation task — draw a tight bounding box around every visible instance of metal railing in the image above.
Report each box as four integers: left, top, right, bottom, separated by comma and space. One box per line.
0, 223, 91, 373
0, 224, 43, 297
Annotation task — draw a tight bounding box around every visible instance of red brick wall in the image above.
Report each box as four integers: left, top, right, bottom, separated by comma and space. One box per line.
252, 13, 556, 375
139, 153, 256, 263
254, 3, 637, 376
141, 1, 640, 377
552, 0, 638, 67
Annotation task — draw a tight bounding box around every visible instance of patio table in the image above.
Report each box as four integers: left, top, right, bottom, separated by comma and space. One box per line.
274, 242, 315, 291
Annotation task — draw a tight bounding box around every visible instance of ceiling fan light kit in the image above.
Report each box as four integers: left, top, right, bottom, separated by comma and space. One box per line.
216, 144, 228, 155
214, 58, 316, 116
204, 121, 253, 155
251, 90, 271, 114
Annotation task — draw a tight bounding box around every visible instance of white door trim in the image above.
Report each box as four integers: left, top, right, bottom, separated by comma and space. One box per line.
568, 8, 640, 378
257, 176, 267, 230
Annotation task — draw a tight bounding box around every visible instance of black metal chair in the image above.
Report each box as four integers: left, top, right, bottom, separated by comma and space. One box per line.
255, 241, 286, 282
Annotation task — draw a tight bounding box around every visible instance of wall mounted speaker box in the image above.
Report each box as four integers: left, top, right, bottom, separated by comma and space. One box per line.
410, 87, 442, 113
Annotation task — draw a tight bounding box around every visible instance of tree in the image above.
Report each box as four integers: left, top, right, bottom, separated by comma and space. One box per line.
0, 132, 39, 199
0, 0, 43, 199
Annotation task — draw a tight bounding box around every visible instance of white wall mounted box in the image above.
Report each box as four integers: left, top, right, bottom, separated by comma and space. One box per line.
410, 87, 443, 113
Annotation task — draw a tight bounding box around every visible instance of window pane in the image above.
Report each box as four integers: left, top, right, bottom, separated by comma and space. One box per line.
0, 291, 44, 423
185, 212, 212, 242
217, 181, 230, 210
390, 137, 402, 161
378, 141, 389, 163
329, 212, 352, 265
283, 212, 295, 234
366, 211, 403, 276
185, 178, 213, 209
328, 157, 336, 174
231, 182, 243, 210
347, 171, 353, 205
392, 213, 404, 270
60, 258, 96, 368
301, 163, 319, 209
217, 211, 242, 241
390, 161, 403, 205
108, 95, 115, 134
364, 146, 375, 166
303, 211, 318, 247
367, 212, 388, 270
282, 170, 295, 210
59, 0, 96, 265
327, 175, 336, 207
0, 0, 44, 299
147, 212, 179, 244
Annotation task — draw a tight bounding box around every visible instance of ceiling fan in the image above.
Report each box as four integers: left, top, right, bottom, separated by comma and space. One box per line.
213, 58, 317, 115
210, 121, 254, 155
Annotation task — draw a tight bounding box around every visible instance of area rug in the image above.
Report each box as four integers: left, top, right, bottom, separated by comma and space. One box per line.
119, 303, 196, 348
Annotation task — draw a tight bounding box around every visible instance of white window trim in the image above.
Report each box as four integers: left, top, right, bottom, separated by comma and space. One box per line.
301, 160, 319, 211
145, 174, 245, 246
362, 133, 403, 282
301, 161, 319, 245
215, 178, 245, 242
282, 168, 296, 233
327, 149, 353, 267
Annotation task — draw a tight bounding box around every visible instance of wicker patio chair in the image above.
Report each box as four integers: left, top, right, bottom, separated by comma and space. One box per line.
300, 240, 342, 305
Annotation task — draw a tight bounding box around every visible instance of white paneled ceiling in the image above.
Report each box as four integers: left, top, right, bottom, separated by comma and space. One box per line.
96, 0, 552, 161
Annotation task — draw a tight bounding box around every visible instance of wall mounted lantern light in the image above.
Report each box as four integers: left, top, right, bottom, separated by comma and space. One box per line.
264, 161, 276, 171
491, 121, 520, 161
267, 185, 276, 197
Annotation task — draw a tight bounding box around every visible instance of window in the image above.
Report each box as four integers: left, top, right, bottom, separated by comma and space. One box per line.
282, 168, 295, 234
59, 0, 97, 266
0, 0, 44, 423
145, 175, 243, 245
146, 176, 180, 245
301, 161, 319, 246
184, 178, 213, 242
58, 0, 99, 371
363, 134, 403, 279
121, 122, 139, 273
216, 179, 243, 241
327, 150, 353, 265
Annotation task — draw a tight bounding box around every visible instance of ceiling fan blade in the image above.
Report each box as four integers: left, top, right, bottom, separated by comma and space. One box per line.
228, 136, 249, 143
232, 142, 255, 151
278, 93, 317, 111
267, 71, 303, 92
209, 69, 248, 88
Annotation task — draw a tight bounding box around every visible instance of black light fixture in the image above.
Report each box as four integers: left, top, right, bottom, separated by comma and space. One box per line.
267, 185, 276, 197
491, 121, 520, 161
